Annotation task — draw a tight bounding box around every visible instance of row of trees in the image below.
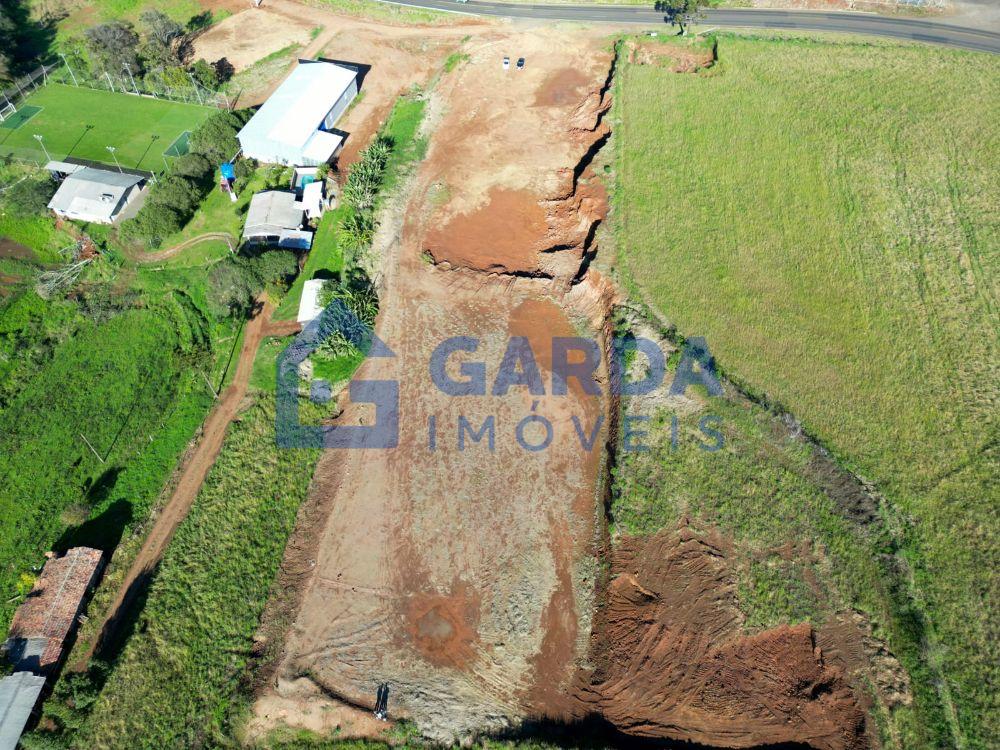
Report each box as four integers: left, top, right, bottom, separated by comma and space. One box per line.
337, 135, 394, 262
61, 10, 229, 95
120, 109, 252, 247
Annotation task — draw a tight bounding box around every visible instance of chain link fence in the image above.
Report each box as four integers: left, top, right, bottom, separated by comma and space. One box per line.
0, 60, 233, 170
1, 59, 232, 119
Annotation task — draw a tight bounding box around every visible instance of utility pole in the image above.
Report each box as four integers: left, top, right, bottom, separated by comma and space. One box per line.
33, 134, 51, 162
106, 146, 123, 173
199, 370, 220, 398
60, 53, 79, 86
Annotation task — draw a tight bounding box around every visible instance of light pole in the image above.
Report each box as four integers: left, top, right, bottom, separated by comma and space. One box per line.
59, 53, 79, 86
123, 63, 139, 95
106, 146, 123, 173
33, 134, 51, 162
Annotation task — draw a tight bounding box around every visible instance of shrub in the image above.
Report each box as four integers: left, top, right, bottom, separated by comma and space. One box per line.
2, 174, 53, 218
120, 202, 182, 247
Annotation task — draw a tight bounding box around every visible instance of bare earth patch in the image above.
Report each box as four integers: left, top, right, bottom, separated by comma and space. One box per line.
192, 8, 316, 72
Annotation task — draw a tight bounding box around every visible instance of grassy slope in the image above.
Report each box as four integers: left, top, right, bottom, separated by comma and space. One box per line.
614, 34, 998, 748
0, 290, 212, 633
0, 83, 213, 170
76, 394, 320, 749
62, 90, 429, 750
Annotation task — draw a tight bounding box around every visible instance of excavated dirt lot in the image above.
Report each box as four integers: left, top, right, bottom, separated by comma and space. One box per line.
260, 27, 615, 744
255, 18, 871, 749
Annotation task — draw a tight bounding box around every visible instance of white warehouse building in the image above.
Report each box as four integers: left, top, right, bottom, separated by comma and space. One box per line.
237, 60, 358, 166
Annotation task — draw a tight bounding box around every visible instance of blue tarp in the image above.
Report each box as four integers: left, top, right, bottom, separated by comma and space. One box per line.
220, 162, 236, 180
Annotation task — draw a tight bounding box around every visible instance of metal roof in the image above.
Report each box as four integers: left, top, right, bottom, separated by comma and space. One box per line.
298, 278, 325, 323
244, 191, 305, 238
0, 672, 45, 750
238, 60, 357, 151
47, 168, 145, 223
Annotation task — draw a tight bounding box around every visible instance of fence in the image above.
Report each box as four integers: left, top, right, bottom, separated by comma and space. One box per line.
1, 59, 233, 118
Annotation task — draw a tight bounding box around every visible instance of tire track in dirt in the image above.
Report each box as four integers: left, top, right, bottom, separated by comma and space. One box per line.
124, 232, 237, 264
72, 297, 295, 669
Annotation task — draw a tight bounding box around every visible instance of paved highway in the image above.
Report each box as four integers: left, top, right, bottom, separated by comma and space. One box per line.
381, 0, 1000, 53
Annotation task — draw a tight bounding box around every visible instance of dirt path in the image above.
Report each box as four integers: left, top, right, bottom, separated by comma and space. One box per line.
125, 232, 236, 264
74, 297, 292, 668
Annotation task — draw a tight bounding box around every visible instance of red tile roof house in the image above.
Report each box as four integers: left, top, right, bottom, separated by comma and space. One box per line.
3, 548, 104, 673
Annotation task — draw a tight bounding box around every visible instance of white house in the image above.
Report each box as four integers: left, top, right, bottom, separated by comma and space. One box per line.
237, 60, 358, 166
47, 166, 146, 224
243, 191, 314, 250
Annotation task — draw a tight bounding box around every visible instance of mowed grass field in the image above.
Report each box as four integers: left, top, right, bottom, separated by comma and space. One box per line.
0, 83, 214, 171
614, 34, 998, 749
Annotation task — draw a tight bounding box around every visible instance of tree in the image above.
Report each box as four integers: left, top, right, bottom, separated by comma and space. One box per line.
59, 35, 93, 80
139, 9, 185, 69
148, 174, 201, 216
170, 152, 212, 183
120, 202, 183, 247
188, 58, 218, 90
654, 0, 708, 36
188, 109, 251, 164
0, 8, 14, 82
84, 21, 140, 76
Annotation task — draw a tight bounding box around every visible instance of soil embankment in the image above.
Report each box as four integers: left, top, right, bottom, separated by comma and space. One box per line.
580, 523, 867, 750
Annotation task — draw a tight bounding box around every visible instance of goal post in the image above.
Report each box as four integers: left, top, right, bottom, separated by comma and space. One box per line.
0, 95, 15, 123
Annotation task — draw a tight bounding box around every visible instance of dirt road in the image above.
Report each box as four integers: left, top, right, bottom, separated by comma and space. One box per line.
75, 298, 298, 667
195, 0, 478, 161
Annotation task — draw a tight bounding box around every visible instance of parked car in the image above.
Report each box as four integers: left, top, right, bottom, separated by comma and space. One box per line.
503, 56, 510, 70
517, 57, 525, 70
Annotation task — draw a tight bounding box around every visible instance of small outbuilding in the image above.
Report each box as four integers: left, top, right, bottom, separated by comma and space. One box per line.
297, 278, 326, 324
237, 60, 358, 166
243, 191, 313, 250
47, 166, 146, 224
3, 547, 103, 673
0, 672, 46, 750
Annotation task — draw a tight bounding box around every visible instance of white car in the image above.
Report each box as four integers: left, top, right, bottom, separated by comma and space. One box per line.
502, 56, 510, 70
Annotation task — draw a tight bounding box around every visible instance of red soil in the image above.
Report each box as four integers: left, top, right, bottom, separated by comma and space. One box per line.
579, 523, 868, 750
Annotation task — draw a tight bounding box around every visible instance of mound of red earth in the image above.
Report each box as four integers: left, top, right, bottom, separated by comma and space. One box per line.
578, 522, 867, 750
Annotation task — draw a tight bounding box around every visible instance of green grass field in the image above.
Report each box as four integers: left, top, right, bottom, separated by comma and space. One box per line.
614, 33, 998, 749
0, 83, 214, 171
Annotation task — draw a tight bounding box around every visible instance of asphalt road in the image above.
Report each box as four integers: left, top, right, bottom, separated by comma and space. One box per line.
382, 0, 1000, 53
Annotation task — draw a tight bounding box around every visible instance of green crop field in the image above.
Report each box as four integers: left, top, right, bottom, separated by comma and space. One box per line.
0, 83, 214, 171
613, 33, 998, 749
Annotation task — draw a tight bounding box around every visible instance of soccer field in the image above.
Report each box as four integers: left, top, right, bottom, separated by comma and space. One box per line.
0, 83, 215, 172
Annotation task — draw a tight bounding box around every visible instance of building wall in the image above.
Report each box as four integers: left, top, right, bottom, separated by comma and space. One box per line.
322, 77, 358, 131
